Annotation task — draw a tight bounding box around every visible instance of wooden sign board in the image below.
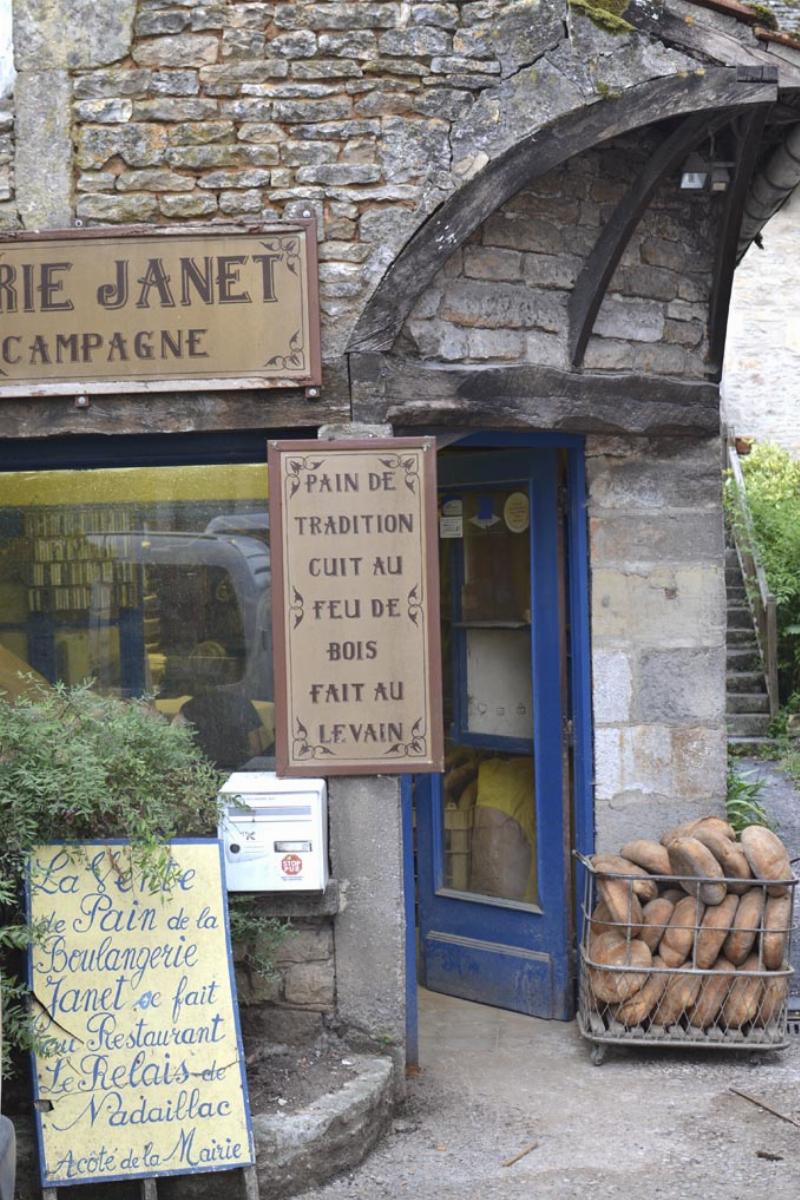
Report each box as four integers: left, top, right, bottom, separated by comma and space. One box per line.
0, 223, 320, 398
28, 840, 254, 1190
269, 438, 444, 775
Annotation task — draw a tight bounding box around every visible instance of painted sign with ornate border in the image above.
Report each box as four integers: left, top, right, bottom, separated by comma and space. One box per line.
269, 438, 444, 776
0, 222, 320, 397
28, 839, 254, 1190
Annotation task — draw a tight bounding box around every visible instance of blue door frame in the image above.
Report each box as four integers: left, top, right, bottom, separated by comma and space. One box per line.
404, 433, 594, 1060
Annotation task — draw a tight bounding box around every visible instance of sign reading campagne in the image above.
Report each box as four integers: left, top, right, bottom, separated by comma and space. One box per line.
0, 224, 320, 396
269, 438, 444, 776
28, 840, 254, 1190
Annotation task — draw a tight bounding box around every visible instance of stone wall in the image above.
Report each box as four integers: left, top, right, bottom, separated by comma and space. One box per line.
722, 186, 800, 456
401, 132, 716, 379
587, 435, 727, 849
0, 96, 15, 228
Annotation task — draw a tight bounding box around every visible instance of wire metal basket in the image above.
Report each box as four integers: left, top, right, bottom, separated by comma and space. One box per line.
576, 852, 796, 1064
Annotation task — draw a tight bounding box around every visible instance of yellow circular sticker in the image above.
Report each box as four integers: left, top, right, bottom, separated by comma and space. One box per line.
503, 491, 529, 533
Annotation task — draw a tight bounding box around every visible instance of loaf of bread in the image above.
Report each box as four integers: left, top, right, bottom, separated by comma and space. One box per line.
762, 894, 792, 970
740, 826, 791, 897
755, 973, 789, 1028
656, 970, 703, 1026
614, 957, 669, 1026
588, 933, 652, 1004
695, 893, 738, 970
667, 837, 727, 906
598, 875, 644, 933
588, 901, 619, 943
723, 888, 765, 966
660, 895, 703, 968
721, 953, 762, 1027
661, 815, 735, 848
690, 826, 752, 894
620, 840, 671, 877
687, 957, 734, 1029
592, 854, 658, 902
640, 896, 674, 953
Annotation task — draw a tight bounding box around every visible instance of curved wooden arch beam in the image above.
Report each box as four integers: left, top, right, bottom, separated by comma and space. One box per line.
567, 108, 737, 369
348, 68, 777, 354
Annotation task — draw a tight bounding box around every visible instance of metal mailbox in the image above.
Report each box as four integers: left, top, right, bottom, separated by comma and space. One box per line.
218, 771, 328, 892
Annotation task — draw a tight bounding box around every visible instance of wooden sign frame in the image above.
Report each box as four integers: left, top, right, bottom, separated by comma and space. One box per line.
269, 438, 444, 776
27, 839, 255, 1192
0, 222, 321, 398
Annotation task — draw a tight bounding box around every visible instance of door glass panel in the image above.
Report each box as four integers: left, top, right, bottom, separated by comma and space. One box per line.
0, 462, 272, 770
439, 478, 537, 904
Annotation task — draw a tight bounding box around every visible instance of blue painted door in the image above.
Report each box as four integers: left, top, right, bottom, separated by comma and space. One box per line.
417, 448, 572, 1019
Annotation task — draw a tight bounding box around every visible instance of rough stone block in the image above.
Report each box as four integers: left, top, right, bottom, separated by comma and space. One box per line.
240, 144, 281, 166
296, 163, 380, 185
641, 237, 688, 272
222, 29, 267, 59
197, 167, 271, 188
282, 961, 335, 1010
275, 925, 334, 964
15, 69, 72, 229
590, 565, 725, 645
275, 3, 399, 29
199, 60, 289, 93
411, 87, 472, 119
280, 140, 338, 165
378, 27, 451, 56
150, 69, 201, 95
135, 9, 190, 36
483, 211, 563, 255
73, 98, 133, 124
76, 192, 159, 222
636, 647, 726, 724
453, 0, 563, 76
117, 168, 195, 193
159, 191, 218, 217
133, 34, 219, 68
592, 295, 665, 344
77, 171, 117, 192
274, 98, 352, 122
379, 114, 449, 182
290, 119, 380, 140
292, 58, 364, 79
592, 649, 633, 725
590, 512, 723, 566
523, 252, 581, 290
525, 329, 566, 368
318, 31, 379, 59
411, 3, 461, 28
440, 279, 565, 332
134, 97, 218, 120
227, 4, 273, 31
220, 97, 274, 120
77, 122, 169, 169
463, 246, 523, 281
406, 318, 468, 360
219, 187, 264, 214
15, 0, 137, 70
168, 120, 235, 144
165, 143, 242, 168
586, 437, 723, 512
73, 67, 152, 100
270, 29, 317, 57
467, 328, 524, 360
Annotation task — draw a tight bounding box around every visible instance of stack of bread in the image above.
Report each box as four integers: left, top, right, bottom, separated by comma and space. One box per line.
586, 817, 794, 1037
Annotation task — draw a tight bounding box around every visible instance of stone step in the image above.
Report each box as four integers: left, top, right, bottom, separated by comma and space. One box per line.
726, 567, 744, 587
726, 628, 758, 646
728, 735, 776, 756
726, 692, 770, 714
727, 646, 763, 671
727, 712, 773, 737
725, 546, 739, 568
726, 585, 747, 602
727, 605, 755, 630
726, 670, 768, 693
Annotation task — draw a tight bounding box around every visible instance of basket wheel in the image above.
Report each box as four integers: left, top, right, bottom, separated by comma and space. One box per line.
590, 1042, 607, 1067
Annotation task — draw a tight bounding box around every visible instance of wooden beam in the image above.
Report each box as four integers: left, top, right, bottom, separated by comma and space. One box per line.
348, 69, 777, 355
708, 105, 772, 376
350, 354, 720, 438
568, 109, 736, 369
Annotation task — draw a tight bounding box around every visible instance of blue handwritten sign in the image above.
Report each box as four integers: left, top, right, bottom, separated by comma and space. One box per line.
28, 839, 255, 1189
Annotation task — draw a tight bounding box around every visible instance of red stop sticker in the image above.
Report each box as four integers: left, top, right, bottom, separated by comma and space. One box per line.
281, 854, 303, 876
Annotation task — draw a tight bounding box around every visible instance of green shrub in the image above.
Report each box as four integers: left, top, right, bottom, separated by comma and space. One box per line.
725, 761, 772, 833
726, 442, 800, 702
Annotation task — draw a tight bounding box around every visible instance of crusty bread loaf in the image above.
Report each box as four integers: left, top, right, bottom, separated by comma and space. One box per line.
640, 896, 674, 953
620, 840, 671, 877
667, 837, 727, 906
723, 887, 765, 966
614, 957, 669, 1026
755, 973, 789, 1027
656, 970, 703, 1026
598, 875, 644, 934
660, 887, 685, 905
690, 826, 752, 894
660, 895, 703, 968
661, 815, 735, 848
762, 894, 792, 970
721, 953, 762, 1027
687, 957, 735, 1029
592, 854, 658, 902
740, 826, 792, 898
588, 934, 652, 1004
588, 901, 619, 944
695, 893, 738, 969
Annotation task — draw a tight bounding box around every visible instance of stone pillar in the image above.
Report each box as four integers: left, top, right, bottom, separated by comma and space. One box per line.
587, 435, 727, 850
317, 421, 408, 1087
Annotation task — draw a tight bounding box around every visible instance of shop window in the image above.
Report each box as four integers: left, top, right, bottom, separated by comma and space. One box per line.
0, 460, 272, 770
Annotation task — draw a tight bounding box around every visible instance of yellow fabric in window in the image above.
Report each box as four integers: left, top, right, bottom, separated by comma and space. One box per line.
475, 756, 535, 851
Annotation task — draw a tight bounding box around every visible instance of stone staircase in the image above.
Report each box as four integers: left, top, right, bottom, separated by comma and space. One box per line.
726, 543, 774, 754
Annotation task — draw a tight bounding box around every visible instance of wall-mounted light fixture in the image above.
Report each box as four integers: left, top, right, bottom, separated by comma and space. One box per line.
680, 151, 710, 191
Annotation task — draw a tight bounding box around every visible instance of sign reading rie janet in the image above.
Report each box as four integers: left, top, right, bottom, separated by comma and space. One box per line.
269, 438, 444, 775
0, 224, 320, 397
28, 840, 254, 1190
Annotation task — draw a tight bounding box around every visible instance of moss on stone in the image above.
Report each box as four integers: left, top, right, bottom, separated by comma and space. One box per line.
747, 3, 779, 29
569, 0, 635, 35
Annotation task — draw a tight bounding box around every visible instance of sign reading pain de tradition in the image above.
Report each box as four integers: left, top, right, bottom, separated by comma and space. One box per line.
269, 438, 444, 775
0, 223, 320, 396
28, 840, 254, 1190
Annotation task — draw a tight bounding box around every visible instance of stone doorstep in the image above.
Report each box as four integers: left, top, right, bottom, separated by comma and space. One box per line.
9, 1054, 395, 1199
